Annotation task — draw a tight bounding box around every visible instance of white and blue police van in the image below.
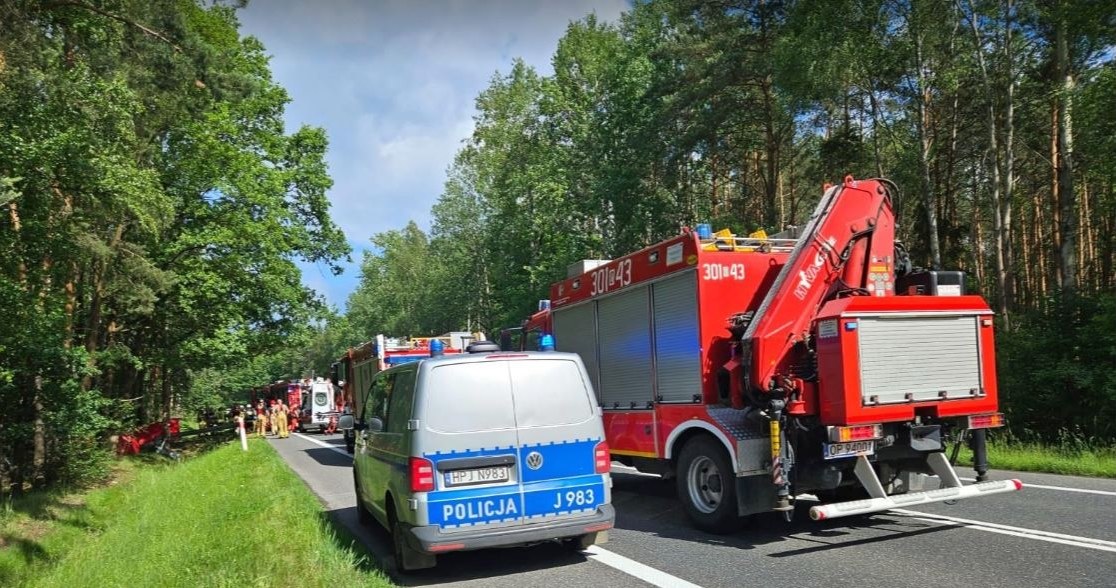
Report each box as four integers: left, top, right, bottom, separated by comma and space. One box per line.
343, 340, 614, 571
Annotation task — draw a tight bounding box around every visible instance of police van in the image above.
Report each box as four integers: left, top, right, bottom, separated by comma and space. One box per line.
342, 342, 614, 571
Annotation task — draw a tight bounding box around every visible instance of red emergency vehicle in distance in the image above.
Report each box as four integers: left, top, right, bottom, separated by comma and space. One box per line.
331, 333, 472, 453
249, 380, 305, 431
505, 176, 1020, 532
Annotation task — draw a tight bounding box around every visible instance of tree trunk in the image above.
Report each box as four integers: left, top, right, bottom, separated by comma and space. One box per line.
763, 107, 779, 229
63, 262, 77, 349
31, 374, 46, 487
1000, 0, 1016, 302
1034, 190, 1048, 299
8, 201, 28, 285
963, 0, 1010, 322
162, 364, 173, 421
970, 162, 985, 288
866, 81, 886, 178
913, 28, 942, 270
82, 223, 126, 390
1054, 11, 1077, 293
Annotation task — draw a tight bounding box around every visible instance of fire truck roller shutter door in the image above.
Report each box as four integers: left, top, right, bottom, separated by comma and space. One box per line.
652, 270, 702, 403
856, 314, 983, 405
552, 303, 601, 402
597, 285, 653, 409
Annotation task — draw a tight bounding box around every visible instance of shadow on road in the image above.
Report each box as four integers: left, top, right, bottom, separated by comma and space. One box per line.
610, 471, 954, 556
303, 447, 353, 468
393, 542, 590, 586
320, 503, 591, 586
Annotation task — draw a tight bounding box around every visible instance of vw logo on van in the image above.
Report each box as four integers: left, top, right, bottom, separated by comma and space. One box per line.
525, 451, 544, 470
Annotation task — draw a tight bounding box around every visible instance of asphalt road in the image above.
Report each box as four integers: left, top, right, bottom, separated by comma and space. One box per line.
269, 433, 1116, 588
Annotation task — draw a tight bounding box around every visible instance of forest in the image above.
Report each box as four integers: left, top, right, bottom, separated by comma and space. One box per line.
345, 0, 1116, 450
1, 0, 1114, 492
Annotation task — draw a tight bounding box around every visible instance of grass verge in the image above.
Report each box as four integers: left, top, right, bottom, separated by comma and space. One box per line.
956, 440, 1116, 478
1, 439, 391, 587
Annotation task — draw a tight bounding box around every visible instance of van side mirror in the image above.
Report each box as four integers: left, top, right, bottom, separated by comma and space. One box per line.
339, 414, 354, 430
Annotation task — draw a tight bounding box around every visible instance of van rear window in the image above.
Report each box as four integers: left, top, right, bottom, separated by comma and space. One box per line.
424, 359, 594, 433
509, 360, 594, 427
424, 362, 516, 433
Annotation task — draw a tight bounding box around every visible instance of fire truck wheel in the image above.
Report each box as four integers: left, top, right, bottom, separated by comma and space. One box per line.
676, 436, 740, 534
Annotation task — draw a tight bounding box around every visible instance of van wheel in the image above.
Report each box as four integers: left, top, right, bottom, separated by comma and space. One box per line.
389, 511, 436, 571
676, 436, 740, 534
354, 472, 372, 526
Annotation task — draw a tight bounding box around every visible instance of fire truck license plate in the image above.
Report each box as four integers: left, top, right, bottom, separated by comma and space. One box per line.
822, 440, 876, 460
444, 466, 511, 487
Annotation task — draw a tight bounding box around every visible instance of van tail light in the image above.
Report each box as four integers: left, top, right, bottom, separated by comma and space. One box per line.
410, 457, 436, 492
594, 441, 610, 474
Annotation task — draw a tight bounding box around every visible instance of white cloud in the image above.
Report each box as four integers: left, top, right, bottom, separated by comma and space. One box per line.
238, 0, 628, 306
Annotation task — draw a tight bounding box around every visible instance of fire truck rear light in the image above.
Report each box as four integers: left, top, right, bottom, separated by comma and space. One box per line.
967, 413, 1005, 429
981, 318, 993, 327
828, 424, 883, 443
409, 457, 436, 492
594, 441, 610, 473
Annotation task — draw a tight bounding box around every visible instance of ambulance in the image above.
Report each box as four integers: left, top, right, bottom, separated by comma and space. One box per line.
300, 377, 337, 433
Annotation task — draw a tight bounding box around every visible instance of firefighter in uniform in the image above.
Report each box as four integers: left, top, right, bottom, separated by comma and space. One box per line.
277, 399, 289, 438
288, 404, 299, 434
265, 399, 274, 437
255, 400, 267, 437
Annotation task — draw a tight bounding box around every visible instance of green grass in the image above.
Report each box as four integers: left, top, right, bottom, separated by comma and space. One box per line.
1, 439, 391, 588
956, 440, 1116, 478
1, 460, 141, 587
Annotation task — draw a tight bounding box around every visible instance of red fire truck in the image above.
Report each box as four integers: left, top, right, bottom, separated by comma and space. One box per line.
249, 380, 306, 431
331, 334, 470, 453
504, 177, 1020, 531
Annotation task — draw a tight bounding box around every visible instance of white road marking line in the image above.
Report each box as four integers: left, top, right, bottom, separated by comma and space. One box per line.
293, 433, 352, 458
959, 477, 1116, 497
893, 509, 1116, 553
610, 464, 660, 477
585, 545, 705, 588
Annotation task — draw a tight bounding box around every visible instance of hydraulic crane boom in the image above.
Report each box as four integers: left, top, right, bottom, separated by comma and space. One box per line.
741, 176, 897, 402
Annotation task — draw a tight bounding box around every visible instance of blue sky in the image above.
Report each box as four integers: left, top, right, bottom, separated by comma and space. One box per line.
237, 0, 628, 309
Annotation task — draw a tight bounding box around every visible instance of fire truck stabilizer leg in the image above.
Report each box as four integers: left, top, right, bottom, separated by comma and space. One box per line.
809, 452, 1022, 521
853, 455, 888, 498
970, 428, 989, 482
926, 451, 963, 488
769, 418, 793, 512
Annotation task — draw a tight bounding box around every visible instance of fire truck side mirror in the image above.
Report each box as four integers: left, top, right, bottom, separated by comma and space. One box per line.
329, 362, 340, 386
338, 414, 354, 431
